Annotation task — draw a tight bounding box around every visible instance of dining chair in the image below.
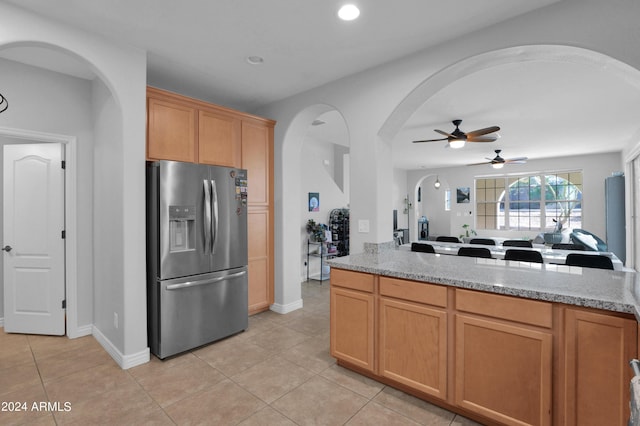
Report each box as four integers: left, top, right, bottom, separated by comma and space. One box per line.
502, 240, 533, 248
504, 249, 543, 263
411, 242, 435, 253
469, 238, 496, 246
436, 236, 460, 243
565, 253, 614, 270
551, 243, 585, 251
458, 247, 492, 258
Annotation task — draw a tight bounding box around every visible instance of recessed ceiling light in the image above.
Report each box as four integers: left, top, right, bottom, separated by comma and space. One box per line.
246, 56, 264, 65
338, 4, 360, 21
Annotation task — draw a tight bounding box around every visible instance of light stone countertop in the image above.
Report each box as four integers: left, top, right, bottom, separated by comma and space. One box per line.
327, 249, 640, 319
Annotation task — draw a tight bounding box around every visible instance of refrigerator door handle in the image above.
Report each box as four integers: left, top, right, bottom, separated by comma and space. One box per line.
210, 179, 219, 253
203, 179, 212, 253
166, 270, 247, 290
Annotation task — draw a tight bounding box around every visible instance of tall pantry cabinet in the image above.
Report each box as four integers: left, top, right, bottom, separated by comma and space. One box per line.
146, 87, 275, 315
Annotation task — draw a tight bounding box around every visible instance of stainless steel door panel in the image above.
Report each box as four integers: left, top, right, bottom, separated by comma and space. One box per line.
209, 166, 248, 272
156, 267, 248, 359
159, 161, 210, 279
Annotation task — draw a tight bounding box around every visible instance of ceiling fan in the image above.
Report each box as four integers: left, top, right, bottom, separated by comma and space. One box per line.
412, 119, 500, 148
468, 149, 528, 169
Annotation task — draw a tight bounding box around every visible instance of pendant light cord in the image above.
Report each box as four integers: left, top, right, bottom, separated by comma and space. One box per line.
0, 92, 8, 113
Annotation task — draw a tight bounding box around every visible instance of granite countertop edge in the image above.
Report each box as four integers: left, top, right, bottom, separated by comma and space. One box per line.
327, 251, 640, 319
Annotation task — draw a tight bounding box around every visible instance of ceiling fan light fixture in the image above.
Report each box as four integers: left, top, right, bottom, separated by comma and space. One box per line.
338, 4, 360, 21
448, 139, 465, 149
491, 162, 504, 169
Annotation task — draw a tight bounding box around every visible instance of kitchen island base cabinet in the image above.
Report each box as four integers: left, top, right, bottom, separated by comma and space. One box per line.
563, 308, 637, 425
330, 269, 375, 372
455, 315, 552, 426
379, 298, 447, 400
330, 267, 639, 426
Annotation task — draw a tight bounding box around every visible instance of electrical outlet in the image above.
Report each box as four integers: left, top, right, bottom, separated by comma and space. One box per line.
114, 312, 118, 329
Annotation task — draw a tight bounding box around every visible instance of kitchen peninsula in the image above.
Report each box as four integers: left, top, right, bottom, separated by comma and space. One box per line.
327, 248, 639, 425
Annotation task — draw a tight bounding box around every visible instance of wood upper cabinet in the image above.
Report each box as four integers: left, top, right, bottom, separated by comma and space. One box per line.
147, 96, 196, 162
378, 281, 447, 400
330, 270, 375, 372
563, 308, 637, 426
198, 109, 241, 167
454, 290, 553, 426
146, 87, 275, 316
241, 120, 272, 206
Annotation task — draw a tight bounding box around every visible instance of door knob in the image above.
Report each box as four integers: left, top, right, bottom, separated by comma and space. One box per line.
2, 245, 12, 252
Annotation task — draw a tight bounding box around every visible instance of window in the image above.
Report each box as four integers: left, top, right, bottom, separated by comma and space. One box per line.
476, 172, 582, 231
445, 189, 451, 211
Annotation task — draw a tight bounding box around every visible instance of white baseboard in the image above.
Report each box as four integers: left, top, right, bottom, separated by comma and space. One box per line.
68, 324, 92, 339
270, 298, 304, 314
92, 326, 150, 370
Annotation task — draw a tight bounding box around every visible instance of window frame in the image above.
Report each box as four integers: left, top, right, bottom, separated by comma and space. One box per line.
475, 170, 583, 232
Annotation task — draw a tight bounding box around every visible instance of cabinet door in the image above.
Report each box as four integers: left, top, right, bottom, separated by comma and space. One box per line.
247, 208, 272, 314
330, 287, 375, 372
147, 97, 196, 162
455, 314, 552, 425
564, 309, 636, 425
198, 109, 241, 167
241, 120, 272, 206
379, 297, 447, 399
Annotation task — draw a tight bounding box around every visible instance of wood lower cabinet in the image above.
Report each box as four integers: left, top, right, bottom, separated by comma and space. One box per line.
330, 269, 375, 372
247, 208, 271, 314
455, 314, 553, 425
379, 297, 447, 399
454, 289, 553, 426
330, 269, 640, 425
563, 308, 637, 425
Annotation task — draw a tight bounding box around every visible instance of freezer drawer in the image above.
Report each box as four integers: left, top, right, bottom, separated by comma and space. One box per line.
149, 267, 248, 359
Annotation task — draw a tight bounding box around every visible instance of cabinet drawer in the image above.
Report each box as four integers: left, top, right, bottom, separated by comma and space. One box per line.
331, 269, 374, 293
456, 289, 552, 328
380, 277, 447, 308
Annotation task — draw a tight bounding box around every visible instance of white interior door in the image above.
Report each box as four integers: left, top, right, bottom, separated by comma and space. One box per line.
3, 143, 65, 335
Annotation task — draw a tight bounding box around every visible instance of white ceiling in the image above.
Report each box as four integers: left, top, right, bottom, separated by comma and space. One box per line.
393, 60, 640, 170
4, 0, 559, 111
4, 0, 639, 171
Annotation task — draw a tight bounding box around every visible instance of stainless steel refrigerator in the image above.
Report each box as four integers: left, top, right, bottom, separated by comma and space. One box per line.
146, 160, 249, 359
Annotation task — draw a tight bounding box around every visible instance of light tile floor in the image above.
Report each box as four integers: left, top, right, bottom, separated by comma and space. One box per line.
0, 282, 482, 425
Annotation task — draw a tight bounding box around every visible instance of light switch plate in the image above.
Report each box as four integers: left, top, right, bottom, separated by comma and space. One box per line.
358, 219, 370, 233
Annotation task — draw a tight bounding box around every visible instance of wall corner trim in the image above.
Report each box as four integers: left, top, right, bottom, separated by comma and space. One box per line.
270, 299, 304, 314
92, 326, 150, 369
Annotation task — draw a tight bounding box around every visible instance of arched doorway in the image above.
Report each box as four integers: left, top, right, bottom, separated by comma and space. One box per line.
0, 18, 148, 366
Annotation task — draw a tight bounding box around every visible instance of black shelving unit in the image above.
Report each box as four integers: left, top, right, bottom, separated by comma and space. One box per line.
329, 208, 350, 257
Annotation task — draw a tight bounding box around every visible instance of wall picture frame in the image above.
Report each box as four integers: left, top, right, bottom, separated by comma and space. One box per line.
308, 192, 320, 211
457, 187, 470, 203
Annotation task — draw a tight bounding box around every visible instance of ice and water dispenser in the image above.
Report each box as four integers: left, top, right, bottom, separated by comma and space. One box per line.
169, 205, 196, 252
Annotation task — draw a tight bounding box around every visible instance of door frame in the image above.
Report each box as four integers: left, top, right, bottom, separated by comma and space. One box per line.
0, 126, 80, 338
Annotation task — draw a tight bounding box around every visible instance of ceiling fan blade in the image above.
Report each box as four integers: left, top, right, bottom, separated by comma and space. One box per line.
468, 135, 498, 143
412, 137, 448, 143
434, 129, 454, 138
504, 158, 528, 164
467, 161, 492, 166
465, 126, 500, 138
